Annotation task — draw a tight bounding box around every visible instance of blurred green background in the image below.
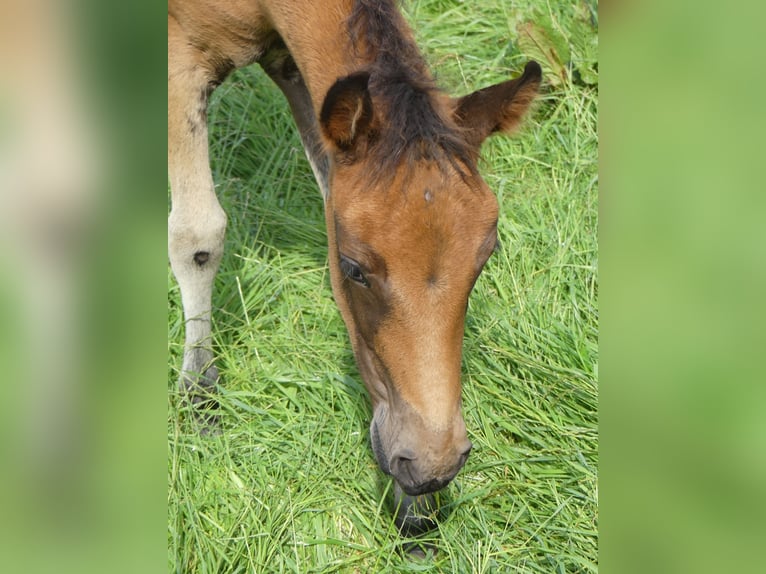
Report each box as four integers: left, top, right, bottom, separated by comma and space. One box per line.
601, 0, 766, 572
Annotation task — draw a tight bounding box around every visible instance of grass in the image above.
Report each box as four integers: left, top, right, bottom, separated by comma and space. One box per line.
168, 0, 598, 571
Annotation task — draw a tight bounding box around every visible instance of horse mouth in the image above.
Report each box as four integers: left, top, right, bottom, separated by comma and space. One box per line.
398, 477, 449, 496
371, 418, 451, 496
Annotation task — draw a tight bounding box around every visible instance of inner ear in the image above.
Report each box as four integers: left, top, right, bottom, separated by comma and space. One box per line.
320, 72, 374, 152
453, 60, 542, 148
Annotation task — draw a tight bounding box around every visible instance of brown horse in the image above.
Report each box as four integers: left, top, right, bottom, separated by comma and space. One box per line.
168, 0, 540, 530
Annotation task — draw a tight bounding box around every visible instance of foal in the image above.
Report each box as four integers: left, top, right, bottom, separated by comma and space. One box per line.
168, 0, 540, 529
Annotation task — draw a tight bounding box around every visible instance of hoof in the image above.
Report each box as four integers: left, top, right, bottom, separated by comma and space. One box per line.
402, 541, 438, 559
180, 365, 221, 434
393, 482, 439, 537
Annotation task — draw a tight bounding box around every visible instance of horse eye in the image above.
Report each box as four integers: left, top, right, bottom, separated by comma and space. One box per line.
339, 255, 369, 287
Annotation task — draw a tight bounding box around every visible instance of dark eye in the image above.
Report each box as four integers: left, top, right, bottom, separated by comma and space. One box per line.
339, 255, 369, 287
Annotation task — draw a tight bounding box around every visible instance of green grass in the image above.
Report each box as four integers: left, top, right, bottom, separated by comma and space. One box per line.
168, 0, 597, 571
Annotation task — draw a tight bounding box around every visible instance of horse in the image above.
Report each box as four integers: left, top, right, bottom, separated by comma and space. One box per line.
168, 0, 541, 533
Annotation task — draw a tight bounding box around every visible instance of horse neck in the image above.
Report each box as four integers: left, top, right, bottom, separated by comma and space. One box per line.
263, 0, 360, 110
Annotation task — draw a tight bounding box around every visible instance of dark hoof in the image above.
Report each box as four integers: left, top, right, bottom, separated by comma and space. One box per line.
393, 483, 439, 537
403, 541, 438, 559
180, 365, 221, 434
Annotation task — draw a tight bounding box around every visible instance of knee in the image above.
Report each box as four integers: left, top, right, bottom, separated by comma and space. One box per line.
168, 205, 227, 270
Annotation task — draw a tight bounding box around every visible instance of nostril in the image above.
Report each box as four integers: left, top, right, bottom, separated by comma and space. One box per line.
391, 449, 417, 481
392, 448, 416, 465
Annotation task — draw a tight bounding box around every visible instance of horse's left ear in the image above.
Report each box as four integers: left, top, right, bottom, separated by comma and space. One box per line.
320, 72, 375, 153
453, 61, 542, 149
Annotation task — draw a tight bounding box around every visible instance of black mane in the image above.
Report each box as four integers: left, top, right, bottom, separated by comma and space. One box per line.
347, 0, 477, 181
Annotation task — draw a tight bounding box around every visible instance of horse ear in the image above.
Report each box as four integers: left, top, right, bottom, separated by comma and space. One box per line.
320, 72, 374, 152
453, 61, 542, 149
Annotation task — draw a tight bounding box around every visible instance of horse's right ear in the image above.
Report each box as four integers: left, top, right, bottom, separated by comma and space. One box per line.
452, 61, 542, 149
320, 72, 374, 153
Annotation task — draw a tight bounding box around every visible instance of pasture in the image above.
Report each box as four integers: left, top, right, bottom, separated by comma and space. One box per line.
168, 0, 598, 571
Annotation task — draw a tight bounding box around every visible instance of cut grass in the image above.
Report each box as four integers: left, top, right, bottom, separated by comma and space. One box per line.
169, 0, 597, 571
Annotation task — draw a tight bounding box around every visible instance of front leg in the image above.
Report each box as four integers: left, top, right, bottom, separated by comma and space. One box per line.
168, 14, 227, 427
